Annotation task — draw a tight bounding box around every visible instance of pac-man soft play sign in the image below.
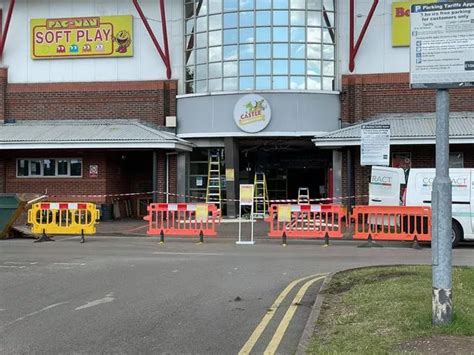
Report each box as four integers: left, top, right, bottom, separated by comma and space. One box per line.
31, 15, 133, 59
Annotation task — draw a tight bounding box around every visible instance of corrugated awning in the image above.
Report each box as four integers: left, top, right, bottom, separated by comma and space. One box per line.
312, 112, 474, 147
0, 119, 193, 151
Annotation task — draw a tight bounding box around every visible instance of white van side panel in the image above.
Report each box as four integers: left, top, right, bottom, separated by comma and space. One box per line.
369, 167, 406, 206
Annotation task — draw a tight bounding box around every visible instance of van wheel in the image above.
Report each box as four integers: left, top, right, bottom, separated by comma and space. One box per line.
451, 222, 462, 248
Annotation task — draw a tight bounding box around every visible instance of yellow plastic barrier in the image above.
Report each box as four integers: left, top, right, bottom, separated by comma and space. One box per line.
28, 202, 100, 236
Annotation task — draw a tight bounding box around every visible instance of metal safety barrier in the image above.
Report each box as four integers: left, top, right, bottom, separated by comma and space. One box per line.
143, 203, 220, 241
267, 204, 347, 241
28, 202, 100, 241
351, 205, 431, 242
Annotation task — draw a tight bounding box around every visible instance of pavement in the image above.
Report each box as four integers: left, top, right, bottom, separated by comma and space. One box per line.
1, 234, 473, 354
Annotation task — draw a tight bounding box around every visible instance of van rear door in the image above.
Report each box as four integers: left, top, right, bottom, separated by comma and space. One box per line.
369, 166, 406, 206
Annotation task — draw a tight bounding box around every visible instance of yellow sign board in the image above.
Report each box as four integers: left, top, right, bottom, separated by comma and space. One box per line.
225, 168, 235, 181
392, 1, 436, 47
240, 184, 254, 206
195, 204, 209, 222
31, 15, 133, 59
277, 205, 292, 223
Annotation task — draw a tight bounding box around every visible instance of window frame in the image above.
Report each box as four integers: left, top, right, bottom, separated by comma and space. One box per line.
16, 158, 83, 178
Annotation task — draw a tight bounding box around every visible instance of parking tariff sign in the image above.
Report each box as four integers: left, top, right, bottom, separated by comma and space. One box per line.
410, 1, 474, 88
361, 124, 391, 166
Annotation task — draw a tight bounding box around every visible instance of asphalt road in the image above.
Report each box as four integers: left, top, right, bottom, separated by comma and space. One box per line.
1, 236, 473, 354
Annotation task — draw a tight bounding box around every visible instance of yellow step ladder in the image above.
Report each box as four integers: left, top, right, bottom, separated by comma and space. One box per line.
206, 151, 222, 209
253, 172, 269, 218
297, 187, 310, 205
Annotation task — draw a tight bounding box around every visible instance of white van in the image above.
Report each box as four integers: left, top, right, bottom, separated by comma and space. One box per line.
370, 167, 474, 246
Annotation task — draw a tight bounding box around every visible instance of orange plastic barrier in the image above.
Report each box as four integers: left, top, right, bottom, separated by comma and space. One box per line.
143, 203, 219, 237
351, 205, 431, 242
267, 204, 346, 239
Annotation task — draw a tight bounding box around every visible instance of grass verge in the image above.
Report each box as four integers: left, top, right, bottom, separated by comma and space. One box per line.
308, 265, 474, 354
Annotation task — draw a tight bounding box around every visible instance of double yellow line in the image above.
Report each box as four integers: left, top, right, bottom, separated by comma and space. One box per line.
238, 273, 327, 355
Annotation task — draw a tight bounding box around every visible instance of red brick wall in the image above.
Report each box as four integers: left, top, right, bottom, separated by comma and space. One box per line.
341, 73, 474, 124
168, 154, 177, 203
6, 80, 177, 127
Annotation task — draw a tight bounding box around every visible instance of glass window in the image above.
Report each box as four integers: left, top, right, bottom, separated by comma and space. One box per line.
196, 48, 207, 63
224, 13, 238, 28
209, 0, 222, 14
58, 160, 68, 175
224, 0, 238, 12
323, 61, 334, 76
240, 11, 254, 27
323, 28, 334, 43
256, 0, 271, 9
274, 0, 289, 9
291, 0, 306, 9
240, 28, 254, 43
308, 27, 321, 42
323, 77, 333, 90
196, 17, 207, 32
290, 43, 305, 58
223, 45, 237, 60
196, 80, 208, 92
324, 12, 335, 27
307, 60, 321, 75
290, 60, 305, 75
290, 11, 305, 26
308, 12, 321, 27
273, 27, 288, 42
196, 32, 207, 48
31, 160, 41, 176
273, 76, 288, 89
197, 1, 207, 16
43, 159, 56, 176
240, 0, 254, 10
209, 30, 222, 46
307, 76, 321, 90
324, 0, 335, 11
185, 3, 195, 18
273, 11, 289, 26
256, 11, 271, 26
256, 43, 271, 58
256, 76, 271, 89
209, 78, 222, 91
307, 43, 321, 59
308, 0, 322, 10
209, 15, 221, 30
224, 61, 238, 76
291, 27, 305, 42
290, 76, 305, 89
240, 60, 254, 76
323, 44, 334, 59
195, 64, 207, 80
449, 152, 464, 168
223, 29, 238, 44
17, 160, 29, 176
224, 77, 238, 90
273, 43, 288, 58
185, 19, 194, 35
256, 60, 271, 75
256, 27, 271, 42
273, 59, 288, 75
209, 62, 222, 78
209, 46, 222, 62
239, 44, 254, 59
240, 77, 254, 90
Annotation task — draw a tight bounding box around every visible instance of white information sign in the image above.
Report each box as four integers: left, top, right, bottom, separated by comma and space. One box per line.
410, 1, 474, 88
237, 184, 255, 245
361, 124, 391, 166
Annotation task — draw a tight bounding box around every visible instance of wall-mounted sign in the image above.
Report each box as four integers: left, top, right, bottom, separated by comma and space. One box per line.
361, 124, 391, 166
225, 168, 235, 182
392, 0, 436, 47
410, 1, 474, 88
89, 164, 98, 178
31, 15, 133, 59
233, 94, 271, 133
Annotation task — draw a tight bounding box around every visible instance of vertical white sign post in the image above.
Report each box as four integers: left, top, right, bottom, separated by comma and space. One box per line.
236, 184, 255, 245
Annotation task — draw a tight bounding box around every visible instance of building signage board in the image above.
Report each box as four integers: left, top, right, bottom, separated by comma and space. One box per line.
392, 0, 437, 47
233, 94, 271, 133
361, 124, 391, 166
410, 1, 474, 88
31, 15, 133, 59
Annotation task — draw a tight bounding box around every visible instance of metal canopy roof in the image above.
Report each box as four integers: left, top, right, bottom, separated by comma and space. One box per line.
312, 112, 474, 147
0, 119, 193, 151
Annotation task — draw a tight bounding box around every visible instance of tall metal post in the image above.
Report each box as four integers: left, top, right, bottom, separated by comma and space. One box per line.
432, 88, 453, 324
152, 151, 158, 203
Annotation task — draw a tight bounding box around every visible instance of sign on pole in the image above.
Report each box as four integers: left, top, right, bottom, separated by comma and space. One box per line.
360, 124, 391, 166
410, 1, 474, 88
237, 184, 255, 245
411, 1, 456, 325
